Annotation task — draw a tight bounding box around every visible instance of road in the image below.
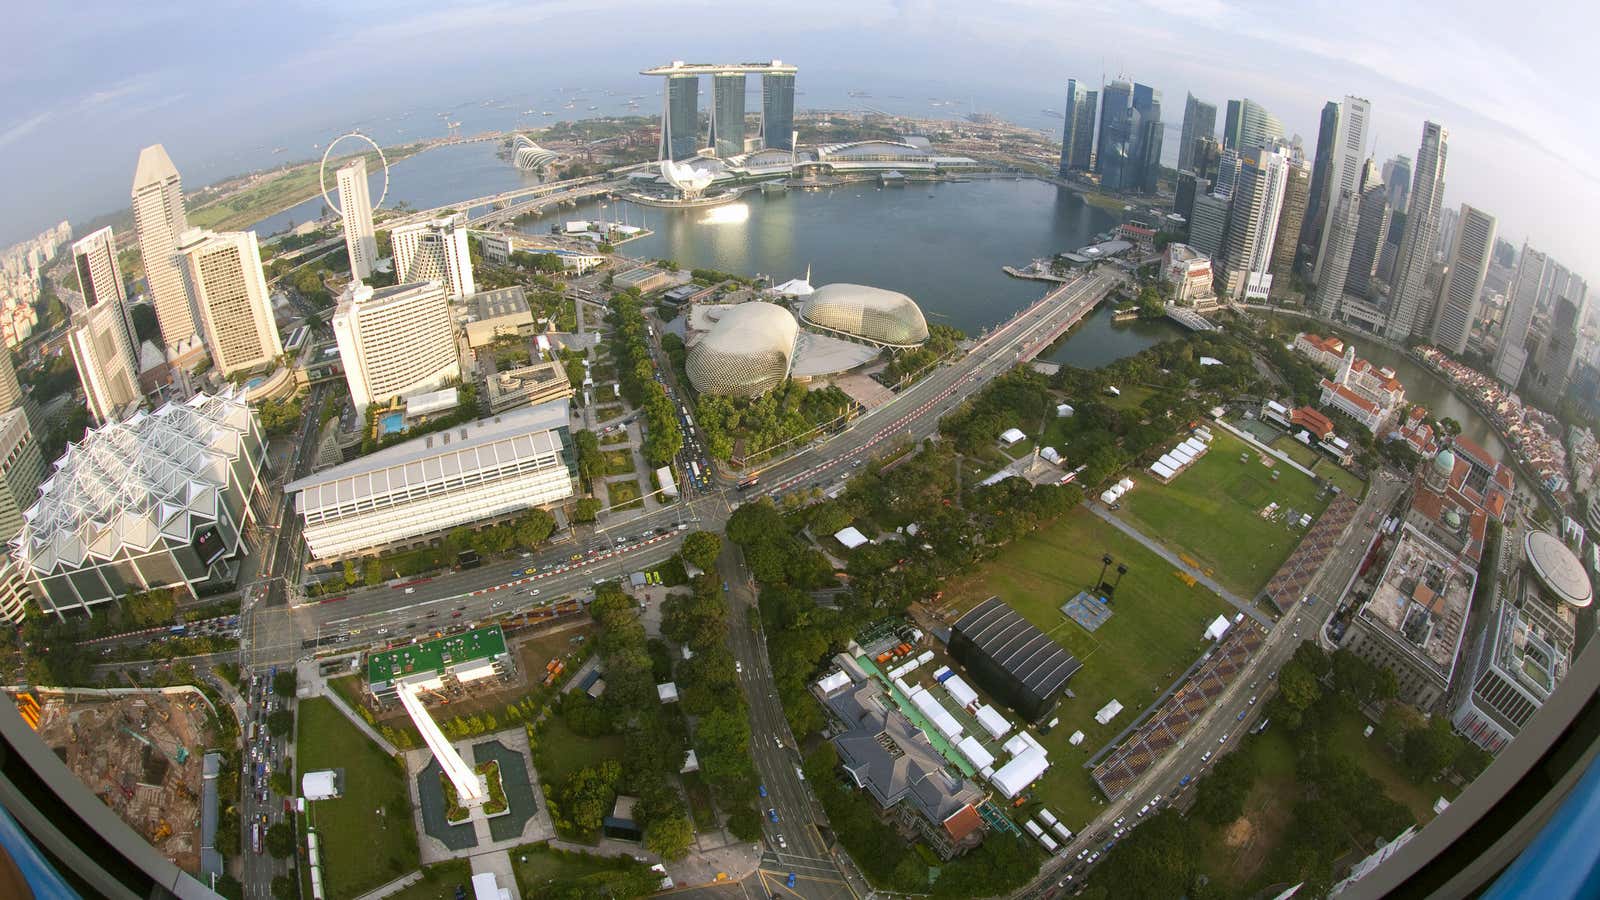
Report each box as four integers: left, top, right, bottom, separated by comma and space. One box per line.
1021, 472, 1407, 897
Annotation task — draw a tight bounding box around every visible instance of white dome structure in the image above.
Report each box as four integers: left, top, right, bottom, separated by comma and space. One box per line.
686, 303, 798, 397
800, 283, 929, 348
511, 135, 559, 171
660, 159, 716, 198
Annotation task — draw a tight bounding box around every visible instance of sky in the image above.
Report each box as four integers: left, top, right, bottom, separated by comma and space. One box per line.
3, 0, 1596, 283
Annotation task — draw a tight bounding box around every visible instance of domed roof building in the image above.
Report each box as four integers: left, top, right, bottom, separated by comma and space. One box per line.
686, 303, 798, 397
799, 284, 929, 348
511, 135, 559, 171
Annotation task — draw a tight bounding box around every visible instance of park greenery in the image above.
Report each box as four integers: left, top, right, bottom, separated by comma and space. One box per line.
694, 380, 857, 464
883, 323, 965, 384
256, 393, 304, 436
607, 290, 683, 467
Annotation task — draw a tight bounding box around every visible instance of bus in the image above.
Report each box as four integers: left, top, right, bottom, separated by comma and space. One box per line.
690, 461, 702, 483
247, 722, 258, 742
252, 823, 263, 855
737, 475, 760, 491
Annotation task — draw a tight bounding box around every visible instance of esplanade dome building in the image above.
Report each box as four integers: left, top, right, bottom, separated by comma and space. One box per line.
800, 283, 929, 348
686, 302, 799, 397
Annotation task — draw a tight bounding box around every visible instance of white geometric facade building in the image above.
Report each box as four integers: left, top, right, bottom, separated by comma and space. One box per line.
391, 214, 476, 299
685, 302, 798, 396
12, 390, 266, 617
799, 284, 929, 348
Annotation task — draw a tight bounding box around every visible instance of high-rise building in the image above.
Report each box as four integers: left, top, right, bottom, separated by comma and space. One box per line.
1269, 158, 1310, 281
1436, 206, 1460, 263
1096, 80, 1135, 192
331, 281, 460, 409
760, 71, 795, 151
1384, 121, 1449, 342
1529, 295, 1585, 406
1175, 171, 1205, 223
1178, 93, 1217, 173
1222, 98, 1284, 152
335, 157, 378, 281
391, 214, 476, 299
1057, 79, 1097, 175
1431, 204, 1497, 355
1188, 193, 1232, 259
131, 144, 200, 360
1300, 101, 1341, 271
660, 73, 699, 161
1346, 164, 1393, 300
1222, 147, 1290, 298
0, 351, 20, 417
1213, 147, 1242, 198
1383, 155, 1413, 215
68, 228, 142, 424
1130, 85, 1163, 194
1493, 243, 1547, 386
709, 73, 746, 158
1190, 135, 1220, 182
0, 409, 46, 622
1313, 96, 1373, 286
1313, 189, 1360, 318
176, 229, 283, 377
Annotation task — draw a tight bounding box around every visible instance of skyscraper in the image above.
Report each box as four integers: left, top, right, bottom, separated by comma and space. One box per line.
1213, 147, 1242, 198
1530, 295, 1585, 405
1175, 171, 1205, 223
760, 71, 795, 151
332, 281, 460, 409
391, 214, 476, 299
1190, 135, 1220, 182
1494, 243, 1548, 386
336, 157, 378, 281
1096, 80, 1135, 192
1384, 121, 1449, 342
177, 229, 284, 377
1269, 158, 1310, 282
1222, 99, 1284, 152
1129, 85, 1162, 194
1300, 101, 1341, 271
1222, 147, 1290, 298
660, 73, 699, 161
1178, 93, 1217, 173
1436, 206, 1460, 263
1382, 155, 1412, 215
0, 409, 45, 622
709, 73, 746, 158
1431, 204, 1498, 354
1312, 96, 1372, 286
131, 144, 199, 359
1188, 193, 1232, 259
68, 227, 142, 424
0, 351, 20, 417
1058, 79, 1096, 175
1346, 162, 1392, 299
1312, 189, 1361, 318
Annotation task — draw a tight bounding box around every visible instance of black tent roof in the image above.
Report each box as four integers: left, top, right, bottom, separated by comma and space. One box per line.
952, 597, 1081, 701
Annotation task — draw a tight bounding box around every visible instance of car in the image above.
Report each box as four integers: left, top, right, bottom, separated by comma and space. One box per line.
404, 587, 415, 594
1249, 695, 1258, 705
1179, 775, 1192, 787
451, 612, 462, 618
735, 661, 743, 674
758, 784, 767, 798
722, 581, 730, 592
776, 834, 786, 850
1201, 751, 1212, 762
528, 589, 540, 596
787, 874, 797, 889
1220, 733, 1229, 743
1237, 710, 1247, 721
768, 808, 779, 823
773, 736, 783, 749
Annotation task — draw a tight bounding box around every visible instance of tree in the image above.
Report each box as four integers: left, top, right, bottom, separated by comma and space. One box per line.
264, 822, 296, 859
364, 558, 384, 587
270, 874, 296, 900
266, 709, 294, 738
515, 509, 556, 549
574, 498, 602, 522
273, 670, 298, 696
124, 589, 176, 627
680, 530, 722, 571
268, 770, 292, 797
1277, 660, 1321, 712
644, 813, 694, 860
1403, 716, 1459, 782
559, 760, 623, 832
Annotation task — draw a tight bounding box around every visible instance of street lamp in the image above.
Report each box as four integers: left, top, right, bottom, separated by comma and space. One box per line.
1096, 554, 1113, 594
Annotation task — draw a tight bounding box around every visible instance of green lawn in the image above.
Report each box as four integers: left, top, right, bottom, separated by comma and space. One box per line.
600, 430, 631, 447
510, 843, 652, 897
605, 479, 644, 510
1116, 429, 1335, 596
535, 715, 625, 785
1268, 435, 1367, 497
384, 860, 472, 900
1324, 706, 1457, 823
296, 697, 418, 900
595, 404, 625, 423
602, 449, 636, 476
1269, 435, 1321, 468
940, 507, 1232, 828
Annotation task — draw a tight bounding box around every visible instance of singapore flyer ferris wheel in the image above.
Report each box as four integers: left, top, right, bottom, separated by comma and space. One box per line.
318, 132, 390, 218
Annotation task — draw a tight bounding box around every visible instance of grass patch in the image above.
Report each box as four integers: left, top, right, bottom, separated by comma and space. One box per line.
682, 771, 717, 830
536, 715, 625, 785
510, 842, 657, 897
605, 479, 644, 511
442, 760, 508, 822
384, 860, 472, 900
1324, 705, 1456, 823
602, 449, 636, 476
296, 697, 417, 900
1116, 429, 1334, 596
939, 506, 1231, 828
1269, 435, 1322, 468
600, 430, 630, 447
595, 404, 625, 423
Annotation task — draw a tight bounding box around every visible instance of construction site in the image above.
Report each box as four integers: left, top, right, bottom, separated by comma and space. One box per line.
35, 689, 218, 874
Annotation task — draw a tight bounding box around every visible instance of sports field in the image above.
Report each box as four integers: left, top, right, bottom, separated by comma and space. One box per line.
939, 507, 1232, 828
1116, 429, 1337, 597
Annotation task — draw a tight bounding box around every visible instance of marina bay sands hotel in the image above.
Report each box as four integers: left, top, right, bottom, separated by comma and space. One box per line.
642, 60, 797, 161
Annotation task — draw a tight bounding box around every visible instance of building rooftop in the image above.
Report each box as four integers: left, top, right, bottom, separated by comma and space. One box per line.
287, 399, 570, 518
467, 286, 532, 323
951, 597, 1081, 702
1524, 530, 1593, 608
1360, 525, 1475, 684
366, 625, 507, 686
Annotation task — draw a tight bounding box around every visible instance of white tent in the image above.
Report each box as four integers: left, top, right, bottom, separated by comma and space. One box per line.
999, 427, 1027, 446
1101, 489, 1119, 504
657, 682, 680, 703
1204, 614, 1232, 641
833, 526, 869, 549
1003, 733, 1032, 757
816, 671, 851, 694
991, 747, 1050, 798
957, 735, 995, 769
1068, 730, 1085, 746
975, 705, 1012, 740
1040, 446, 1062, 464
1037, 808, 1059, 826
1151, 461, 1176, 480
1052, 822, 1074, 842
943, 675, 979, 709
1117, 477, 1134, 491
302, 770, 339, 800
1056, 403, 1075, 418
910, 688, 963, 740
1094, 699, 1124, 725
